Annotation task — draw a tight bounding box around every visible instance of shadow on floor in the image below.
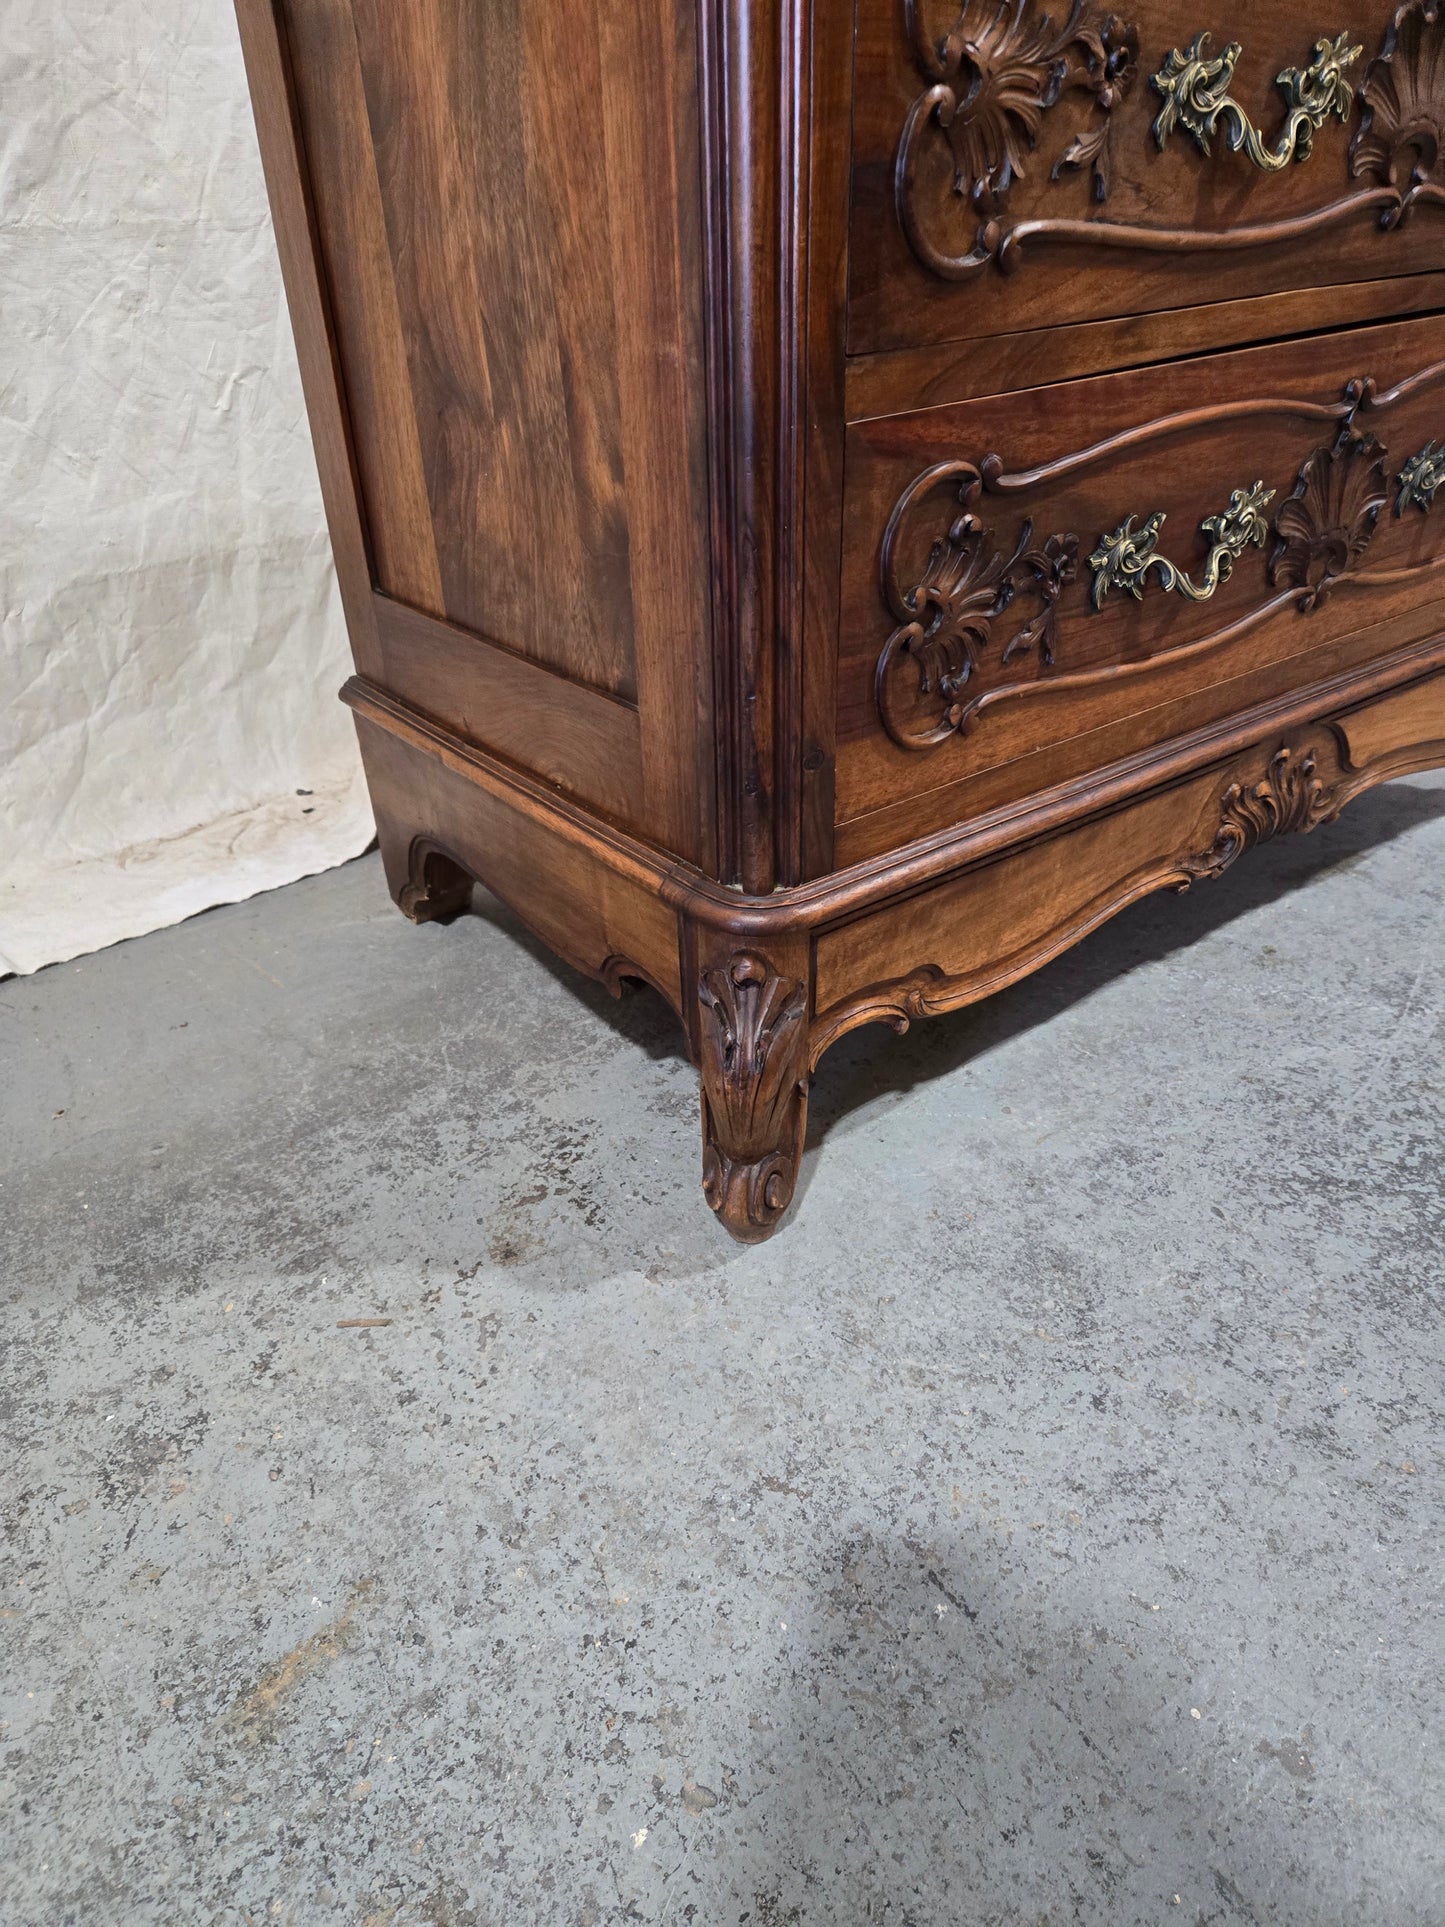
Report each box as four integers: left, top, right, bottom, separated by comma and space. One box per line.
462, 774, 1445, 1157
719, 1526, 1331, 1926
808, 773, 1445, 1145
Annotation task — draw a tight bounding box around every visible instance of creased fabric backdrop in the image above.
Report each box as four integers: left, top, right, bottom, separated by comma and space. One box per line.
0, 3, 374, 977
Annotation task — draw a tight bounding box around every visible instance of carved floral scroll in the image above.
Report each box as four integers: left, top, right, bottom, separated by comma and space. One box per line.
895, 0, 1140, 276
1180, 744, 1339, 883
896, 0, 1445, 279
875, 462, 1079, 747
876, 369, 1445, 753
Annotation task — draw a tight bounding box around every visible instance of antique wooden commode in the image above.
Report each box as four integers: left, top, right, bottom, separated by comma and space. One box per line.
237, 0, 1445, 1239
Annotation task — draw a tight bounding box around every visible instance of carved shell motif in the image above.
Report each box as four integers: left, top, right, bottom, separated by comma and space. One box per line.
1351, 0, 1445, 211
1269, 429, 1389, 610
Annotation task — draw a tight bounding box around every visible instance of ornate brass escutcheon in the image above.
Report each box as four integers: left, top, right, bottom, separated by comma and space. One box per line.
1089, 482, 1275, 610
1152, 30, 1362, 169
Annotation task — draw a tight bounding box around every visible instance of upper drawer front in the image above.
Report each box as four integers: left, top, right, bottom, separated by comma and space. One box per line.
851, 0, 1445, 354
835, 315, 1445, 851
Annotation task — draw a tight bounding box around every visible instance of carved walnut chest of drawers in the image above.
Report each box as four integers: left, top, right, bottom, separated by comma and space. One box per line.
237, 0, 1445, 1239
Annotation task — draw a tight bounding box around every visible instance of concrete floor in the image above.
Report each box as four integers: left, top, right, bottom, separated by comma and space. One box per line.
3, 773, 1443, 1927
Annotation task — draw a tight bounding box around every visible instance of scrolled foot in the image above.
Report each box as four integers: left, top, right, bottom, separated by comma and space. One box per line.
702, 1140, 800, 1244
697, 950, 810, 1244
397, 844, 474, 925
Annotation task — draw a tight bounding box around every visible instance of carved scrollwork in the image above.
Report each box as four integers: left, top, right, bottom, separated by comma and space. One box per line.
874, 368, 1445, 754
875, 464, 1079, 749
895, 0, 1139, 278
1151, 31, 1362, 171
1002, 532, 1081, 664
897, 0, 1445, 279
808, 729, 1372, 1062
1398, 438, 1445, 511
697, 953, 809, 1243
1182, 744, 1339, 882
1351, 0, 1445, 221
1269, 428, 1390, 610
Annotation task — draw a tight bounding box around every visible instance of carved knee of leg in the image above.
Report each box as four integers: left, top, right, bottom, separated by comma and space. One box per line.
696, 951, 811, 1243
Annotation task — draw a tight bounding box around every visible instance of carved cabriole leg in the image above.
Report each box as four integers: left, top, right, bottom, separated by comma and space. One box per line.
347, 662, 1445, 1245
688, 931, 813, 1245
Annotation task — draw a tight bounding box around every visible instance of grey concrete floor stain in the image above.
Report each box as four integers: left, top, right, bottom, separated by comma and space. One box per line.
2, 773, 1443, 1926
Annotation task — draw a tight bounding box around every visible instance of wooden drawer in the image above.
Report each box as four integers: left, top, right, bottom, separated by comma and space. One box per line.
835, 314, 1445, 858
243, 0, 1445, 1241
851, 0, 1445, 355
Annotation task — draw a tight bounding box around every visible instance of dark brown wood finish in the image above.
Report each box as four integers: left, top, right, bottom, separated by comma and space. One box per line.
853, 0, 1445, 353
697, 0, 800, 890
343, 639, 1445, 1237
840, 315, 1445, 843
836, 598, 1445, 862
257, 0, 717, 864
846, 272, 1445, 419
239, 0, 1445, 1241
699, 0, 851, 889
371, 596, 646, 831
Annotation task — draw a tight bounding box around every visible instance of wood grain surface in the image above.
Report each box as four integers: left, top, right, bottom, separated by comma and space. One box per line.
238, 0, 1445, 1238
275, 0, 715, 863
852, 0, 1445, 353
838, 315, 1445, 844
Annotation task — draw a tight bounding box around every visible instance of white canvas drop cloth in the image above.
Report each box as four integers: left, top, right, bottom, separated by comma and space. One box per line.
0, 2, 374, 978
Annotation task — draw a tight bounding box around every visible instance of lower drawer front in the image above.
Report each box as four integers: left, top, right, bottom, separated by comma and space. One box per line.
836, 314, 1445, 861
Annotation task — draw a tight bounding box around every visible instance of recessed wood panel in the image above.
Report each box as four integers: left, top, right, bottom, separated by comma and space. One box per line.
275, 0, 714, 866
370, 596, 647, 833
286, 0, 643, 692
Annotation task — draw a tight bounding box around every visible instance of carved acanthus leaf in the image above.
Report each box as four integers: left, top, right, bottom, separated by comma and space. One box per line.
876, 470, 1079, 749
874, 367, 1445, 756
1183, 746, 1339, 882
900, 0, 1444, 280
1001, 532, 1081, 665
698, 954, 809, 1243
896, 0, 1139, 276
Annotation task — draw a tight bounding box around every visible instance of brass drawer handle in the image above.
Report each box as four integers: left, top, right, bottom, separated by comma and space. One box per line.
1089, 483, 1276, 609
1398, 441, 1445, 514
1152, 31, 1361, 170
